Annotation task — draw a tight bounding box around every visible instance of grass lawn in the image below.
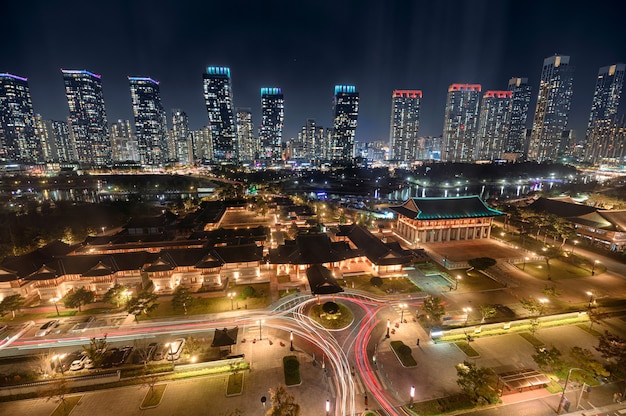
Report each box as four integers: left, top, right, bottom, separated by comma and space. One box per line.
227, 372, 244, 395
519, 332, 545, 347
50, 395, 82, 416
283, 355, 301, 386
455, 270, 504, 291
141, 384, 166, 408
523, 259, 593, 281
276, 275, 291, 284
455, 341, 480, 357
309, 302, 354, 330
345, 275, 422, 295
576, 323, 602, 337
390, 341, 417, 367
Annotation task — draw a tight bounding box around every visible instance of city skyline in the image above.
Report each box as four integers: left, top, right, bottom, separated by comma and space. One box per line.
2, 1, 626, 143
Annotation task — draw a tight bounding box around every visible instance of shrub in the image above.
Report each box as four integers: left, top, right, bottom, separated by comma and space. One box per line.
370, 276, 383, 287
241, 286, 256, 299
322, 301, 339, 314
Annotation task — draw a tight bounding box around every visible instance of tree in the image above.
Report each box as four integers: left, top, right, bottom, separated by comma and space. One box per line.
241, 285, 256, 299
40, 377, 70, 414
570, 346, 609, 378
171, 286, 194, 314
595, 331, 626, 366
422, 295, 446, 324
0, 294, 25, 318
532, 346, 563, 372
467, 257, 497, 271
82, 335, 109, 368
541, 246, 562, 279
266, 384, 301, 416
36, 350, 54, 377
456, 360, 499, 404
479, 305, 497, 323
127, 292, 159, 321
520, 297, 547, 317
102, 284, 129, 308
62, 287, 94, 312
183, 336, 202, 359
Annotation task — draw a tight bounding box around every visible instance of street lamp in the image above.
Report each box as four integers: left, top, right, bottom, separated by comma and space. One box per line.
290, 331, 294, 351
409, 385, 415, 408
455, 275, 461, 290
557, 367, 588, 413
586, 291, 594, 309
325, 399, 330, 415
523, 257, 529, 271
592, 260, 599, 276
50, 297, 60, 317
385, 319, 390, 338
399, 303, 407, 324
228, 292, 235, 310
539, 298, 549, 315
463, 307, 472, 326
258, 319, 265, 340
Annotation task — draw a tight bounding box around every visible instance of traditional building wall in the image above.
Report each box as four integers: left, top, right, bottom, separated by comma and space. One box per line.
396, 216, 493, 244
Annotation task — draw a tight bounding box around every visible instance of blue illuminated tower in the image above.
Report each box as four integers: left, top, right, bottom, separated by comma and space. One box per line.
202, 66, 237, 161
129, 77, 168, 165
332, 85, 359, 162
259, 87, 284, 163
62, 69, 110, 165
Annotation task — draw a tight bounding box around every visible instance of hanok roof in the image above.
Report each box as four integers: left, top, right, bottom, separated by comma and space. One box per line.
211, 327, 239, 347
306, 265, 344, 295
143, 257, 175, 272
527, 197, 597, 218
268, 233, 361, 265
390, 196, 502, 220
212, 244, 264, 263
0, 240, 73, 278
82, 261, 115, 277
0, 265, 19, 282
25, 264, 60, 281
337, 224, 412, 266
597, 210, 626, 232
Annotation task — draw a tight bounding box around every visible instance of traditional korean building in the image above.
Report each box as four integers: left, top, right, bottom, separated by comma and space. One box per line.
390, 196, 503, 244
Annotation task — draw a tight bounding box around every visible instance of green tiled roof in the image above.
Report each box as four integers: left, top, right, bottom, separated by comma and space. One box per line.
390, 196, 502, 220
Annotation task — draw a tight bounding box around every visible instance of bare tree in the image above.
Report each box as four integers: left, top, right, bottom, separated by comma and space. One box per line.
40, 377, 70, 415
36, 350, 54, 377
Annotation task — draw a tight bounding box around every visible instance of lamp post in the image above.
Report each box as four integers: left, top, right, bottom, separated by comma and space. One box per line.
258, 319, 264, 340
50, 297, 60, 317
592, 260, 599, 276
228, 292, 235, 310
325, 399, 330, 415
557, 368, 585, 413
455, 275, 461, 290
463, 307, 472, 326
290, 331, 294, 351
385, 319, 390, 338
409, 385, 415, 408
586, 291, 594, 309
539, 298, 549, 316
523, 257, 529, 271
399, 303, 407, 324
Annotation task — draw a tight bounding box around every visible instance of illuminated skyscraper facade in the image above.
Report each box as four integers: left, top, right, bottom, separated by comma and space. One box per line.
0, 73, 40, 161
442, 84, 481, 162
62, 69, 110, 165
505, 77, 532, 154
171, 109, 192, 165
129, 77, 168, 165
259, 87, 284, 162
585, 64, 625, 164
236, 108, 256, 162
528, 55, 574, 162
202, 66, 237, 161
332, 85, 359, 162
110, 119, 138, 162
476, 91, 512, 160
389, 90, 422, 161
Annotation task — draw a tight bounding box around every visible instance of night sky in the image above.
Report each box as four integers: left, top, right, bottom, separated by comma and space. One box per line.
2, 0, 626, 142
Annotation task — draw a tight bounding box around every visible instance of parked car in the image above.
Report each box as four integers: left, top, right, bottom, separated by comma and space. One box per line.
152, 344, 166, 361
166, 338, 186, 361
69, 353, 89, 371
112, 346, 133, 366
100, 348, 119, 368
35, 320, 59, 337
84, 358, 95, 369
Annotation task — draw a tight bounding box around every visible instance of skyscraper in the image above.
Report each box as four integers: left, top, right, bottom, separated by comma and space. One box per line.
442, 84, 481, 162
202, 66, 237, 161
332, 85, 359, 162
236, 108, 256, 162
171, 109, 192, 165
259, 88, 284, 163
62, 69, 110, 165
505, 77, 532, 154
476, 91, 512, 160
0, 73, 40, 161
528, 55, 574, 162
585, 64, 625, 164
389, 90, 422, 162
129, 77, 168, 165
110, 119, 138, 162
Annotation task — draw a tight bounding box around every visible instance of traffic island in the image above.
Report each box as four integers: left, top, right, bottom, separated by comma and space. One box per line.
140, 383, 166, 409
283, 355, 301, 386
390, 341, 417, 367
50, 395, 82, 416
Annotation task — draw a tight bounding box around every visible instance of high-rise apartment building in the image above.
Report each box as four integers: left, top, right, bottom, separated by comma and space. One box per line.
476, 91, 512, 160
202, 66, 237, 161
236, 108, 256, 162
505, 77, 532, 154
585, 64, 625, 164
47, 120, 74, 162
0, 73, 40, 161
129, 77, 168, 165
62, 69, 110, 165
191, 126, 212, 161
528, 55, 574, 162
442, 84, 481, 162
389, 90, 422, 162
110, 119, 138, 162
259, 87, 284, 163
171, 109, 192, 165
332, 85, 359, 162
